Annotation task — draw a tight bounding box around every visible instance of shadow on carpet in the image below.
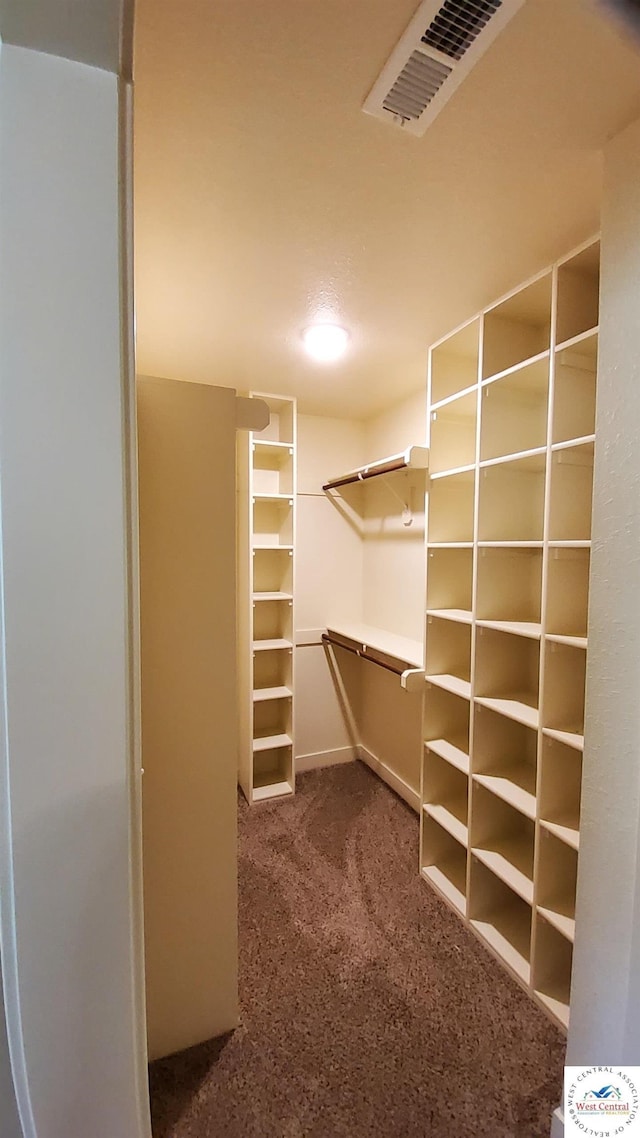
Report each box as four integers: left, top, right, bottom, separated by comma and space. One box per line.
149, 762, 565, 1137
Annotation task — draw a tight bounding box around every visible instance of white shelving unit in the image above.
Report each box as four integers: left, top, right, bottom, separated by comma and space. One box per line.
421, 236, 600, 1031
238, 393, 297, 803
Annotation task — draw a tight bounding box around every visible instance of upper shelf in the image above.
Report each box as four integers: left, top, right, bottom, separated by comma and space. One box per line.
325, 621, 423, 670
322, 445, 429, 492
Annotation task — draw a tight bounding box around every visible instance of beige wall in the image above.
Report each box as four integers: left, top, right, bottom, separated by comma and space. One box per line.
359, 388, 427, 805
295, 414, 364, 768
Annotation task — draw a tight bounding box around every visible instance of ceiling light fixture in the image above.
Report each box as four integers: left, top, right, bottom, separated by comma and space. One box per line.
302, 323, 350, 363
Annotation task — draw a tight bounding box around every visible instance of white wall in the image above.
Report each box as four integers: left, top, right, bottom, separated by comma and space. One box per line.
0, 44, 148, 1138
566, 113, 640, 1069
295, 414, 364, 768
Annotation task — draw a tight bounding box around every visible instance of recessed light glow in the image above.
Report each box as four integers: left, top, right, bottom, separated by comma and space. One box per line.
302, 323, 350, 363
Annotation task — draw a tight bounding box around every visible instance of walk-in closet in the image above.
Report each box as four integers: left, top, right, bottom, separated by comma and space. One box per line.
129, 2, 640, 1138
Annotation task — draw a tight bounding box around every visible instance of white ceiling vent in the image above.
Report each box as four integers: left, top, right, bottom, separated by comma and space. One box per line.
363, 0, 525, 137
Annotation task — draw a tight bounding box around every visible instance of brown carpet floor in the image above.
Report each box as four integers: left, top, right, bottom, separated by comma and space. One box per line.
149, 762, 565, 1138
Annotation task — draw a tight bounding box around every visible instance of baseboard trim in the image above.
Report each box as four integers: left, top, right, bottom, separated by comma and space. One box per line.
296, 746, 356, 773
551, 1106, 564, 1138
357, 746, 420, 814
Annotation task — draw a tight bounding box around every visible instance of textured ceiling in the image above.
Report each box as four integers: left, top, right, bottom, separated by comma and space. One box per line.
133, 0, 640, 418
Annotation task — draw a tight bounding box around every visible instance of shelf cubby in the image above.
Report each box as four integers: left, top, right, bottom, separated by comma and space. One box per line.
252, 442, 294, 496
253, 694, 292, 746
253, 649, 293, 702
429, 390, 477, 475
253, 598, 293, 645
471, 782, 535, 904
424, 685, 471, 768
542, 641, 586, 749
553, 335, 597, 445
425, 617, 472, 699
533, 915, 573, 1029
539, 735, 582, 850
252, 744, 294, 800
423, 751, 469, 846
482, 274, 552, 381
537, 828, 577, 942
426, 547, 473, 622
476, 546, 542, 636
545, 546, 590, 644
252, 498, 293, 547
253, 547, 294, 595
428, 469, 475, 543
556, 241, 600, 346
430, 319, 479, 405
252, 395, 295, 445
480, 357, 549, 462
421, 814, 467, 915
475, 626, 540, 730
469, 857, 532, 984
478, 453, 546, 543
548, 442, 594, 543
472, 702, 537, 819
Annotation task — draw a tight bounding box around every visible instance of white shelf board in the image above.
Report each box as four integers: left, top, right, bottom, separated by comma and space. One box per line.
543, 726, 584, 752
482, 349, 550, 388
427, 608, 473, 625
471, 912, 531, 984
427, 542, 474, 549
430, 463, 475, 482
253, 686, 292, 703
325, 621, 423, 669
538, 905, 575, 943
430, 384, 478, 413
540, 817, 580, 851
424, 803, 468, 847
472, 845, 534, 905
252, 780, 294, 802
421, 864, 466, 916
548, 540, 591, 549
476, 619, 541, 640
555, 325, 598, 356
426, 674, 472, 700
475, 695, 539, 731
252, 439, 293, 451
252, 591, 294, 602
252, 492, 294, 501
473, 773, 536, 820
535, 986, 569, 1030
253, 638, 293, 652
252, 732, 292, 753
425, 738, 470, 775
551, 434, 595, 454
253, 543, 294, 551
546, 632, 587, 650
478, 541, 543, 549
479, 446, 546, 471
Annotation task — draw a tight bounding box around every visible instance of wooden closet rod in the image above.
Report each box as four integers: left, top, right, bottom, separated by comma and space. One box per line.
322, 445, 429, 492
321, 632, 406, 676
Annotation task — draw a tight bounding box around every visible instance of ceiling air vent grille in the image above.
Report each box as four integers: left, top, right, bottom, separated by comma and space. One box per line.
363, 0, 524, 136
422, 0, 504, 61
382, 52, 452, 121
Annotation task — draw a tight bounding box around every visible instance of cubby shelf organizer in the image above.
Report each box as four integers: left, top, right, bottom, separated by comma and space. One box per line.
237, 392, 297, 803
421, 236, 599, 1031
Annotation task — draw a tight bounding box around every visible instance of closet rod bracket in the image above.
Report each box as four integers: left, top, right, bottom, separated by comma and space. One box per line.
380, 474, 413, 526
400, 668, 425, 693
